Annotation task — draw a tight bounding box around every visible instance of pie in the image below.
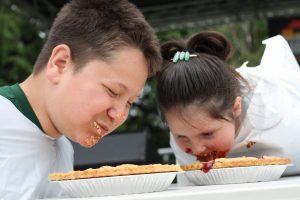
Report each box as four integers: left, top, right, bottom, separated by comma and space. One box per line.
49, 164, 182, 181
180, 156, 291, 173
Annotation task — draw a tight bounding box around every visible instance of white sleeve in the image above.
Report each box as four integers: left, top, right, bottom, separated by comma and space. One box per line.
236, 35, 300, 131
260, 35, 299, 72
233, 35, 300, 175
0, 96, 73, 199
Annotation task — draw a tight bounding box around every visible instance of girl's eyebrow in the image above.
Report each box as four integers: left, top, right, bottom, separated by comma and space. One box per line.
199, 125, 222, 134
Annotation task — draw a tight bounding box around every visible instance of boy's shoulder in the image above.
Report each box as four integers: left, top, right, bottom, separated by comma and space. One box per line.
0, 93, 18, 113
0, 84, 18, 100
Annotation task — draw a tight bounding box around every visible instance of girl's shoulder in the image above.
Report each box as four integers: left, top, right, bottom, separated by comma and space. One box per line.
236, 35, 300, 130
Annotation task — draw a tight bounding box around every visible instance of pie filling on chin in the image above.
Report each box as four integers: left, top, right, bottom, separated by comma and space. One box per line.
49, 164, 183, 181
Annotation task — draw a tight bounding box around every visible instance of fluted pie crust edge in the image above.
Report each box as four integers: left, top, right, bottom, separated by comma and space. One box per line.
180, 156, 291, 171
49, 164, 183, 181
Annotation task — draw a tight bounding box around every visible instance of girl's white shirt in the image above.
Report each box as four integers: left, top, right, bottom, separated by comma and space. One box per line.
170, 35, 300, 185
0, 96, 73, 199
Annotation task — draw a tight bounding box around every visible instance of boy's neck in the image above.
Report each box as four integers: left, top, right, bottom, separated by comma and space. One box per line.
20, 74, 62, 139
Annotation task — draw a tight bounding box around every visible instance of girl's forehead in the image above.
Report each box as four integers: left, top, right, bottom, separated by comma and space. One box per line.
166, 107, 214, 129
170, 105, 211, 121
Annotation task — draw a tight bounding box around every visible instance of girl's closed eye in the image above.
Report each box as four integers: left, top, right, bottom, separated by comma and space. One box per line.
201, 132, 214, 138
176, 135, 189, 142
177, 135, 186, 139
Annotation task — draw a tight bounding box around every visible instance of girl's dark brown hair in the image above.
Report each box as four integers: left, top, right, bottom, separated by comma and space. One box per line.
156, 31, 246, 120
33, 0, 162, 76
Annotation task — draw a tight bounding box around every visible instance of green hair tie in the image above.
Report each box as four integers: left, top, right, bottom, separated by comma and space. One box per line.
172, 51, 196, 63
172, 51, 180, 63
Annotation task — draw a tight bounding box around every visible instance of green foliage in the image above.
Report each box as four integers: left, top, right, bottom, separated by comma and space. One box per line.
215, 19, 269, 67
0, 0, 44, 85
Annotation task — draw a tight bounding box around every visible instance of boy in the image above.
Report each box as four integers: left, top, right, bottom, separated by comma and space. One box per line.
0, 0, 162, 198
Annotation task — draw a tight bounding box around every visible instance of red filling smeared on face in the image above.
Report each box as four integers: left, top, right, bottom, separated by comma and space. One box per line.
195, 150, 229, 162
184, 147, 230, 172
196, 149, 229, 173
215, 150, 229, 159
185, 148, 192, 154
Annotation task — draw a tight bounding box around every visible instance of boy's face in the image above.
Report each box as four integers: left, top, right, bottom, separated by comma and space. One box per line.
45, 47, 148, 147
165, 105, 236, 162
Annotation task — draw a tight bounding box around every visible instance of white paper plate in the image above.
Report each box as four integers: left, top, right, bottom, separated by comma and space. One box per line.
53, 172, 179, 198
184, 165, 289, 185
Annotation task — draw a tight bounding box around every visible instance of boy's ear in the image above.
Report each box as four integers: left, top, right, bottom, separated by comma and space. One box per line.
46, 44, 72, 84
233, 96, 242, 118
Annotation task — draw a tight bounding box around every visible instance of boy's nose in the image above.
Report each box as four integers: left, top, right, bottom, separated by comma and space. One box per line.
107, 106, 128, 124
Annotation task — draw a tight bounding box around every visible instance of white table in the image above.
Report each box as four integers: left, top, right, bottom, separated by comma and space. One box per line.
47, 176, 300, 200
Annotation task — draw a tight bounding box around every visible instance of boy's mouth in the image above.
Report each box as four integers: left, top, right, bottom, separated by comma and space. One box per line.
93, 121, 109, 136
82, 121, 106, 147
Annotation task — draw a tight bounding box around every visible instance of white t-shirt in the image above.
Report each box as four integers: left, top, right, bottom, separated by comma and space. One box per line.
0, 96, 73, 199
170, 35, 300, 185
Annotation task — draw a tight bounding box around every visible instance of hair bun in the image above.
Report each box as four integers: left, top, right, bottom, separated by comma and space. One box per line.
161, 40, 186, 61
187, 31, 232, 61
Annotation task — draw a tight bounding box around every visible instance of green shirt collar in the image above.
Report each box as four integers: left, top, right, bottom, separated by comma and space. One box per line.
0, 83, 44, 131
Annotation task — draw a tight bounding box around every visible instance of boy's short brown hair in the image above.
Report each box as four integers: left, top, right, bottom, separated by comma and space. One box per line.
33, 0, 161, 76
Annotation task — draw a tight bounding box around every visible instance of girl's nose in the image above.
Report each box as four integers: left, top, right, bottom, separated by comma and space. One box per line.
191, 143, 207, 156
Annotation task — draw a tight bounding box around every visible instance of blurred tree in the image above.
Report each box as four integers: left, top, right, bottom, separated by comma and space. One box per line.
0, 0, 46, 85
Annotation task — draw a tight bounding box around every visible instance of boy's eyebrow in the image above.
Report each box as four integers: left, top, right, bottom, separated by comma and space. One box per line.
116, 81, 141, 98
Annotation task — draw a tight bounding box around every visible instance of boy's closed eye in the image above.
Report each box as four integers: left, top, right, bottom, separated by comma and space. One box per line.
106, 86, 137, 108
127, 101, 134, 107
105, 86, 119, 97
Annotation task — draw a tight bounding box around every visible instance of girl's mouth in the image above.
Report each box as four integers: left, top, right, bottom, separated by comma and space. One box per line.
196, 150, 229, 162
196, 152, 216, 162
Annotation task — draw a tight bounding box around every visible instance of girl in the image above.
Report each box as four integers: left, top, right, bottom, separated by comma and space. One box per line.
156, 31, 300, 185
0, 0, 161, 198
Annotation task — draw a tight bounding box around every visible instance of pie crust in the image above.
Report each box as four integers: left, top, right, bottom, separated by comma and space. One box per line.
180, 156, 291, 171
49, 164, 182, 181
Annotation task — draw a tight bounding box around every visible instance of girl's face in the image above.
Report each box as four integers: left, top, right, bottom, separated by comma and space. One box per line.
45, 46, 148, 147
165, 105, 237, 162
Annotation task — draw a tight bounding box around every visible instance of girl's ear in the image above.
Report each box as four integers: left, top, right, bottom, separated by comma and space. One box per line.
46, 44, 72, 84
233, 96, 242, 118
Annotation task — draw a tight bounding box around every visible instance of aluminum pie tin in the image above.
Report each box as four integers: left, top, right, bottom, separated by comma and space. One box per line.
53, 171, 180, 198
184, 164, 289, 185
